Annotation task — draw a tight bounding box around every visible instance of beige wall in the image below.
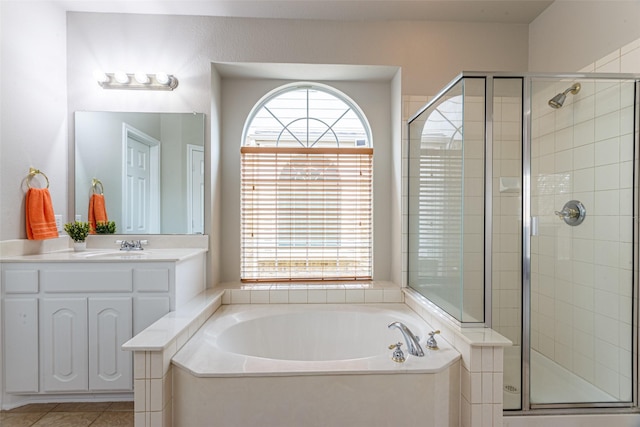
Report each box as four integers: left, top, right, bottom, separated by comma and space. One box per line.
2, 2, 638, 240
218, 77, 394, 282
529, 1, 640, 72
0, 2, 68, 243
1, 5, 530, 245
1, 0, 637, 287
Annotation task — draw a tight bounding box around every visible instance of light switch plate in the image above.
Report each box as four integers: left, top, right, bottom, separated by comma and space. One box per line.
55, 215, 62, 231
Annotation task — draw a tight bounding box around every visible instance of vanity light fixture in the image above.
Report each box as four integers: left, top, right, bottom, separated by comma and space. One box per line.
96, 72, 179, 91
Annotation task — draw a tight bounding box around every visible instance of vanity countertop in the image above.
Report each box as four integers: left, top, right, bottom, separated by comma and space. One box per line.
0, 248, 207, 263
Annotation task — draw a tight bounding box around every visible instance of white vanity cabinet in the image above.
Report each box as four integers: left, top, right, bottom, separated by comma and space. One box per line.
1, 250, 205, 397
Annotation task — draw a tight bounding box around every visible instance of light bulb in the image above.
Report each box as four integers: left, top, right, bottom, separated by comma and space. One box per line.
114, 71, 130, 84
155, 72, 170, 85
94, 71, 110, 84
134, 73, 151, 84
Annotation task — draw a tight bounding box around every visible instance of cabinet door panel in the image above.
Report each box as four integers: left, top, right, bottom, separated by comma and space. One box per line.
134, 296, 170, 335
42, 298, 88, 392
88, 297, 132, 390
4, 298, 39, 392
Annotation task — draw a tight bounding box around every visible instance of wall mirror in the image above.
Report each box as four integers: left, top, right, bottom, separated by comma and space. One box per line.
75, 111, 205, 234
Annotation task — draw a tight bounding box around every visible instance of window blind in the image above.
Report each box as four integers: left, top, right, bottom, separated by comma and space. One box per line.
241, 146, 373, 281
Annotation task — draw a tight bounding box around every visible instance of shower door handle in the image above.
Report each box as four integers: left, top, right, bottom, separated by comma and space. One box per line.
530, 216, 539, 236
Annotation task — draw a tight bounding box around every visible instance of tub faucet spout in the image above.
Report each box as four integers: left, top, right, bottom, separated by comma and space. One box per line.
388, 322, 424, 357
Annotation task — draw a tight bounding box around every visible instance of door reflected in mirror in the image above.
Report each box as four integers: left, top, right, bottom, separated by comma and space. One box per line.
75, 112, 205, 234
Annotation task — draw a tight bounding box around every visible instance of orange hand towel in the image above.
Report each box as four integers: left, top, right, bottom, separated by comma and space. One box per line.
25, 188, 59, 240
88, 193, 108, 234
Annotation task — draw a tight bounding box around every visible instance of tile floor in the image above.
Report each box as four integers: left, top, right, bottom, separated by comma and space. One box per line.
0, 401, 133, 427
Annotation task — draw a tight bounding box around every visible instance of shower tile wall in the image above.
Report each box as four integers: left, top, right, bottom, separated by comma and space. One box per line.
530, 76, 635, 401
578, 37, 640, 75
491, 93, 523, 348
462, 93, 486, 323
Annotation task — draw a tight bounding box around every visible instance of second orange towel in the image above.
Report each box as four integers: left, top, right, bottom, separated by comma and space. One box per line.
89, 193, 108, 234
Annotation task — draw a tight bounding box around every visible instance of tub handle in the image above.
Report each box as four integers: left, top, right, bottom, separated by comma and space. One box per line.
388, 342, 405, 363
426, 330, 440, 350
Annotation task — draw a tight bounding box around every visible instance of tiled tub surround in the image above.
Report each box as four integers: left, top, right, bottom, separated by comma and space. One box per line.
123, 288, 225, 427
125, 281, 404, 426
125, 282, 510, 427
221, 280, 405, 304
404, 289, 511, 427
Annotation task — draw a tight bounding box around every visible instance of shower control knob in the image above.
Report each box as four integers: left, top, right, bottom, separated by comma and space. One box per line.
554, 200, 586, 226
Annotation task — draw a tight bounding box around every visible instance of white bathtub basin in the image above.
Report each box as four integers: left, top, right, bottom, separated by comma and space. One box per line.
217, 309, 413, 361
173, 303, 459, 377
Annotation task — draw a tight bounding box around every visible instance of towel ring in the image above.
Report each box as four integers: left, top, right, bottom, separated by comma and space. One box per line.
27, 168, 49, 189
92, 178, 104, 195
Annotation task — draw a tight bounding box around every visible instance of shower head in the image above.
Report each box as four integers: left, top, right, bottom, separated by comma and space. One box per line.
548, 82, 581, 109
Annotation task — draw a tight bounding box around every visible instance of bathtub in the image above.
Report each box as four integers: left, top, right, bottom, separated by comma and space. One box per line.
172, 304, 460, 427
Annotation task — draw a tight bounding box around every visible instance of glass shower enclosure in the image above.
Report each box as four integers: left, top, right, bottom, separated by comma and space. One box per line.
407, 72, 639, 412
407, 77, 486, 324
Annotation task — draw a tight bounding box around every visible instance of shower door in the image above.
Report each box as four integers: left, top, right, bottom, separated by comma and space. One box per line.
527, 77, 637, 407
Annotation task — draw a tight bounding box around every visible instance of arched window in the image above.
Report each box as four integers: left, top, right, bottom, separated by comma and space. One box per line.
241, 83, 373, 281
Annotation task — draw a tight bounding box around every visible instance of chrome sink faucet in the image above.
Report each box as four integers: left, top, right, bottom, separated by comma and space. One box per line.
117, 240, 148, 251
388, 322, 424, 357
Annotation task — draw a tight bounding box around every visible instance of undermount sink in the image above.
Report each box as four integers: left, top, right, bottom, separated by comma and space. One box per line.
75, 250, 152, 259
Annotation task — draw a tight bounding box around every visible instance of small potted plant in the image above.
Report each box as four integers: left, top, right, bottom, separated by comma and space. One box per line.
64, 221, 90, 251
95, 221, 116, 234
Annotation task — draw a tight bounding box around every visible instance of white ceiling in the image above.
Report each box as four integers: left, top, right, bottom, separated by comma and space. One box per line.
56, 0, 554, 23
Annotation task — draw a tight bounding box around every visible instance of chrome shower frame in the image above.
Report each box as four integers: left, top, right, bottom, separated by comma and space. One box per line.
407, 71, 640, 415
519, 72, 639, 415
